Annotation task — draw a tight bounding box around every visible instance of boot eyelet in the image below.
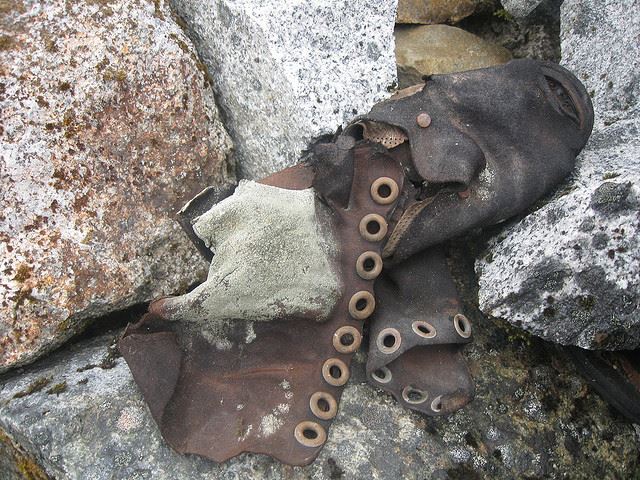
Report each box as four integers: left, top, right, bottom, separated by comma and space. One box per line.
371, 366, 392, 384
412, 321, 436, 339
322, 358, 349, 386
453, 314, 471, 338
359, 214, 387, 242
402, 385, 428, 405
370, 177, 399, 205
348, 291, 375, 320
333, 326, 362, 353
294, 421, 327, 447
376, 328, 401, 354
309, 392, 338, 420
356, 251, 383, 280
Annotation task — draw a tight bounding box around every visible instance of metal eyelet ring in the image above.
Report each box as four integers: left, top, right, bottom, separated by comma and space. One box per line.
430, 395, 443, 413
411, 320, 436, 339
371, 366, 392, 384
376, 327, 402, 354
370, 177, 399, 205
453, 314, 472, 338
402, 385, 428, 405
309, 391, 338, 420
348, 291, 375, 320
356, 251, 383, 280
322, 358, 350, 386
294, 421, 327, 447
333, 326, 362, 354
359, 214, 388, 242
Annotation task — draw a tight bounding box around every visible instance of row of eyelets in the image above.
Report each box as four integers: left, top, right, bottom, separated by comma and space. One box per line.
333, 326, 362, 354
356, 251, 383, 280
370, 177, 399, 205
376, 327, 402, 354
300, 174, 399, 447
453, 314, 471, 338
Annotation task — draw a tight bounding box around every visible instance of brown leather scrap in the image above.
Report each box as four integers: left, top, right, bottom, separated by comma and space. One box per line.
120, 142, 403, 465
367, 247, 473, 415
119, 59, 595, 467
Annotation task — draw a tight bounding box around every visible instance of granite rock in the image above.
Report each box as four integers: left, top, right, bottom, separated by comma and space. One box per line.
476, 0, 640, 349
396, 0, 481, 25
500, 0, 543, 19
170, 0, 397, 179
395, 24, 511, 88
0, 243, 638, 479
0, 0, 234, 372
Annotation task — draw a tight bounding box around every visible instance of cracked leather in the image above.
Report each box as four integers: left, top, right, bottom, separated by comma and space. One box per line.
118, 59, 594, 466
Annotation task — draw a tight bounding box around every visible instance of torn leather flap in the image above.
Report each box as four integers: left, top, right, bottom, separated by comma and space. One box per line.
119, 142, 404, 466
366, 247, 474, 415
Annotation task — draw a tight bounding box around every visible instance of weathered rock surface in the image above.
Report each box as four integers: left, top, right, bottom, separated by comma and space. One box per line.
170, 0, 397, 180
396, 0, 481, 25
458, 1, 561, 62
500, 0, 543, 19
0, 0, 234, 372
477, 0, 640, 349
395, 24, 511, 88
1, 244, 638, 479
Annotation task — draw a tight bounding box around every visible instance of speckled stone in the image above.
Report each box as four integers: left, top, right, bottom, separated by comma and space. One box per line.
501, 0, 543, 18
476, 0, 640, 349
0, 243, 638, 479
0, 0, 234, 372
170, 0, 398, 179
395, 24, 512, 88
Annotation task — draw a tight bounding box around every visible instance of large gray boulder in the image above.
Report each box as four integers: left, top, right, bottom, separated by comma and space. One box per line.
0, 0, 234, 372
170, 0, 398, 179
477, 0, 640, 349
1, 247, 638, 479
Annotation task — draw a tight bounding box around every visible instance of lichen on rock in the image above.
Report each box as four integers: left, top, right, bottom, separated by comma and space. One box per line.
476, 0, 640, 349
0, 0, 234, 372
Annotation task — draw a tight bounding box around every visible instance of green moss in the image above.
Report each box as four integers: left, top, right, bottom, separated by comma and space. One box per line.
12, 376, 52, 399
153, 0, 164, 19
603, 172, 620, 180
0, 428, 50, 480
55, 317, 72, 333
169, 33, 190, 54
493, 8, 514, 22
102, 67, 127, 83
46, 382, 67, 396
13, 264, 32, 283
